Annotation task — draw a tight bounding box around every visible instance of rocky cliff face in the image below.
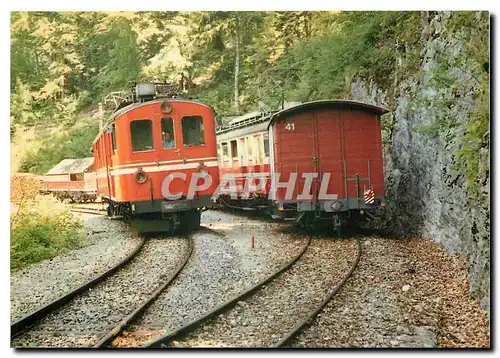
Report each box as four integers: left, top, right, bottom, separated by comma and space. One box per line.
349, 12, 490, 312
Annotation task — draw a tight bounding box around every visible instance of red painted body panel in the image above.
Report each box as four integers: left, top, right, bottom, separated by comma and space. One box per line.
93, 100, 219, 204
41, 172, 97, 193
272, 107, 384, 202
41, 180, 86, 191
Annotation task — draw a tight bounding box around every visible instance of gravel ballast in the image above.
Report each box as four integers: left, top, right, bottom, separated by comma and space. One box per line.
11, 214, 140, 323
288, 236, 490, 348
11, 235, 190, 348
110, 210, 306, 347
167, 235, 358, 348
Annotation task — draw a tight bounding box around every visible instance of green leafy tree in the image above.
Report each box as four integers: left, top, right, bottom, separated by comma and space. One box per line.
93, 17, 142, 96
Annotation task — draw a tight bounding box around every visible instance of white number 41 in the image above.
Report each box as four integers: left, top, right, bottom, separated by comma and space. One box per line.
285, 123, 295, 131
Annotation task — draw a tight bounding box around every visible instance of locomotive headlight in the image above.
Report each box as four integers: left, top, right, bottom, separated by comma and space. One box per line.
135, 168, 148, 184
161, 101, 172, 114
331, 201, 343, 211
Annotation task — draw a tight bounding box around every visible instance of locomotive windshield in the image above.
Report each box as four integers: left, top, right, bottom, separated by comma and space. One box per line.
130, 119, 154, 152
161, 117, 175, 149
182, 116, 205, 146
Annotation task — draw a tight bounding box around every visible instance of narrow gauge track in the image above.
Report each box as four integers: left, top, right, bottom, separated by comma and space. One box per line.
140, 233, 313, 348
94, 238, 193, 348
145, 235, 360, 348
69, 204, 107, 216
273, 237, 361, 347
69, 209, 106, 215
10, 236, 145, 340
11, 235, 193, 348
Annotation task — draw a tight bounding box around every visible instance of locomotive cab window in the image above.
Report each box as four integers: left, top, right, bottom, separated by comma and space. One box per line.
182, 116, 205, 146
130, 119, 154, 152
161, 117, 175, 149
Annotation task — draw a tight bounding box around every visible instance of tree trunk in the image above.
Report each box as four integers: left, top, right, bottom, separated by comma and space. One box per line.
233, 15, 241, 115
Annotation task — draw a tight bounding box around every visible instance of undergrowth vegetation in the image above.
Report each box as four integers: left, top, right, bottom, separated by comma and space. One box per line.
10, 176, 84, 271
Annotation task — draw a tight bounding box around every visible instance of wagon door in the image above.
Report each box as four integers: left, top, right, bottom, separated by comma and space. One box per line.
274, 111, 320, 207
340, 109, 383, 208
314, 109, 344, 200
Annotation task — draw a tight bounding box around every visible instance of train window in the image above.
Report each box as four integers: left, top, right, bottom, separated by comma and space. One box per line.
230, 140, 238, 159
221, 142, 229, 162
161, 117, 175, 149
111, 124, 117, 151
217, 144, 222, 162
255, 135, 262, 159
239, 138, 246, 162
182, 116, 205, 146
70, 173, 84, 181
130, 119, 154, 152
264, 133, 270, 157
247, 136, 253, 158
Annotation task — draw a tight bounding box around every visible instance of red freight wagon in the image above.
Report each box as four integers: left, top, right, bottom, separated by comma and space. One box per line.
92, 83, 219, 233
40, 158, 97, 203
267, 100, 388, 230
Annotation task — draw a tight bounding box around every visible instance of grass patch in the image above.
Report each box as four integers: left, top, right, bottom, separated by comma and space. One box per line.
11, 195, 84, 272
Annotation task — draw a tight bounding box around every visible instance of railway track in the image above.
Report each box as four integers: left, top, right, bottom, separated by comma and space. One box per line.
139, 233, 313, 348
69, 204, 107, 216
273, 237, 361, 347
10, 236, 145, 340
11, 235, 193, 348
94, 238, 194, 348
69, 208, 106, 215
141, 234, 360, 348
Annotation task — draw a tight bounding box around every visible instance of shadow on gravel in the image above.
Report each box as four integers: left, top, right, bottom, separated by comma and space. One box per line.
275, 219, 399, 241
209, 206, 276, 222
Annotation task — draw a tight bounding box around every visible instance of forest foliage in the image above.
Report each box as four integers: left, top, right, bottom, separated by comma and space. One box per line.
10, 11, 489, 199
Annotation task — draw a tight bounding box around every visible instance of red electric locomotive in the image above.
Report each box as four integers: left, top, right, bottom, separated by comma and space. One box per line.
92, 83, 219, 233
217, 100, 388, 231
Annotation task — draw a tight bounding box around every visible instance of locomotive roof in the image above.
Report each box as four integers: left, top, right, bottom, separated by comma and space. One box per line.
267, 100, 389, 129
110, 99, 213, 121
46, 157, 94, 175
93, 98, 215, 146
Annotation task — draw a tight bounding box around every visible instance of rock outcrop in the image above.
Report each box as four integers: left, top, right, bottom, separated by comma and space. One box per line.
349, 11, 490, 312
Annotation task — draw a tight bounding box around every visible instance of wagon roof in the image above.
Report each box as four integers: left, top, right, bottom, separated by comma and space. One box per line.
267, 100, 389, 128
46, 157, 94, 175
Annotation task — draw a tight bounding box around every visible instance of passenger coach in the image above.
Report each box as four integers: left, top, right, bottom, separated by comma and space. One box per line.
92, 83, 219, 233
